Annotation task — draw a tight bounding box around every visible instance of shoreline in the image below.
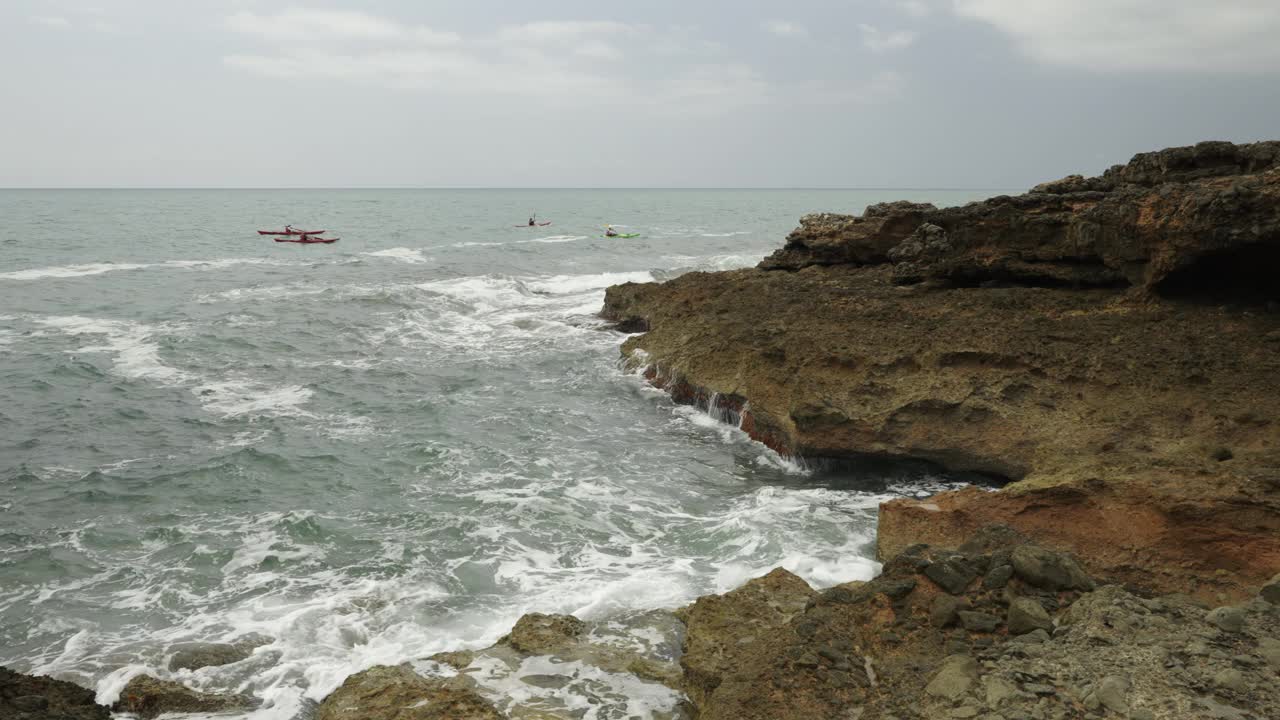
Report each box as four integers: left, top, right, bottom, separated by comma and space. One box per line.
6, 140, 1280, 719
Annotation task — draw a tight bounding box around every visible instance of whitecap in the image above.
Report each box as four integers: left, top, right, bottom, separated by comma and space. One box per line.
362, 248, 428, 264
37, 315, 191, 384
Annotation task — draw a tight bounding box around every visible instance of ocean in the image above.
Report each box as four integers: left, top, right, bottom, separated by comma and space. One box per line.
0, 188, 995, 718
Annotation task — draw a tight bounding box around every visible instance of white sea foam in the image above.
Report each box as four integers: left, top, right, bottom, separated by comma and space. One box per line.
362, 247, 428, 263
195, 381, 315, 418
0, 257, 298, 281
37, 315, 191, 384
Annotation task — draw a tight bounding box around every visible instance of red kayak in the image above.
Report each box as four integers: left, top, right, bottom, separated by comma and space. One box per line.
275, 237, 338, 244
259, 229, 326, 236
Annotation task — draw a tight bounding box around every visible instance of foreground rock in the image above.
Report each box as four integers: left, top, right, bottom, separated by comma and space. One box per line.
0, 666, 109, 720
112, 674, 252, 719
602, 140, 1280, 601
317, 664, 502, 720
670, 526, 1280, 720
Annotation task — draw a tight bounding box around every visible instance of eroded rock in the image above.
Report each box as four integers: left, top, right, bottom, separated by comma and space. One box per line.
316, 664, 501, 720
0, 667, 108, 720
111, 674, 251, 720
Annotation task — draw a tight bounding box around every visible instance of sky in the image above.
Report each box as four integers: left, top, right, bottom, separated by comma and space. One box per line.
2, 0, 1278, 188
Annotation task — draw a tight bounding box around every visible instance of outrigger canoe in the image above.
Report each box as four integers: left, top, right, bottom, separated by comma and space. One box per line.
258, 229, 326, 236
604, 233, 640, 239
275, 237, 338, 244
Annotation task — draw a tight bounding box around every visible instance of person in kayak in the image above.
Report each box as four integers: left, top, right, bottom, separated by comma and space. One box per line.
528, 217, 536, 226
285, 224, 293, 233
605, 225, 618, 237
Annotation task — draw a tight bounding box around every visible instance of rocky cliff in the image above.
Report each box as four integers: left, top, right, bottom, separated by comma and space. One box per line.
603, 141, 1280, 602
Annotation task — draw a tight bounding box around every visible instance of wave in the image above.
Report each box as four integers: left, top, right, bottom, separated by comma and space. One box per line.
0, 257, 307, 281
362, 248, 428, 264
36, 316, 192, 384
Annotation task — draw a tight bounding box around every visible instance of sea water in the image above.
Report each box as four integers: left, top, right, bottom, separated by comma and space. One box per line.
0, 188, 994, 718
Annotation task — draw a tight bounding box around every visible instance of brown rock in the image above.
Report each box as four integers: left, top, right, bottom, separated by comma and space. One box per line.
317, 664, 501, 720
674, 567, 815, 709
505, 613, 585, 655
0, 666, 109, 720
111, 674, 251, 720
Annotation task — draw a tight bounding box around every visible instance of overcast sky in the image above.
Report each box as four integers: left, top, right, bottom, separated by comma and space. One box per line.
3, 0, 1278, 188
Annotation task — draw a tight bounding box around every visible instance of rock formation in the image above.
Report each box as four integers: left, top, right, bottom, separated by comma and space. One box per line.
0, 666, 109, 720
602, 141, 1280, 602
659, 526, 1280, 720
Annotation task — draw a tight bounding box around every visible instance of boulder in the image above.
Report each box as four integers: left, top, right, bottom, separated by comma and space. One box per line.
505, 613, 585, 655
1007, 597, 1053, 635
0, 666, 109, 720
1009, 545, 1093, 592
167, 642, 251, 671
1206, 606, 1247, 634
1260, 573, 1280, 604
316, 664, 501, 720
111, 674, 251, 720
925, 655, 979, 700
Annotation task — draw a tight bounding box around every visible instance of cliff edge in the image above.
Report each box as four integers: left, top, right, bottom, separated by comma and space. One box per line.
602, 141, 1280, 602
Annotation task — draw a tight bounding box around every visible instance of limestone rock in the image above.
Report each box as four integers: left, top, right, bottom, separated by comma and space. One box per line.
958, 611, 1001, 633
675, 567, 815, 709
926, 655, 979, 700
924, 555, 978, 595
1206, 606, 1246, 633
167, 642, 251, 671
505, 613, 585, 655
1095, 675, 1129, 715
1007, 597, 1053, 635
0, 666, 109, 720
316, 664, 501, 720
111, 674, 251, 720
1009, 545, 1093, 592
1260, 573, 1280, 604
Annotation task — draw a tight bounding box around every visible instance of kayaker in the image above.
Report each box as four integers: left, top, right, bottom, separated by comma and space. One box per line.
285, 224, 293, 233
605, 225, 618, 237
528, 217, 536, 226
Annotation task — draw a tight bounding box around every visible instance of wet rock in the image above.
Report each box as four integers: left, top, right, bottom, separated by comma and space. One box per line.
1206, 606, 1247, 633
926, 655, 980, 700
0, 667, 109, 720
111, 674, 251, 720
427, 651, 475, 670
506, 613, 585, 654
168, 642, 251, 671
1007, 597, 1053, 635
316, 664, 501, 720
959, 611, 1001, 633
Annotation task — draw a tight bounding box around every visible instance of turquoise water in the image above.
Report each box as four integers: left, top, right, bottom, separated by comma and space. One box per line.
0, 189, 993, 718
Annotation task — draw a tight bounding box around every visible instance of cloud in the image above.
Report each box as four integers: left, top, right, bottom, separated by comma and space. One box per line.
762, 20, 809, 38
896, 1, 933, 18
858, 24, 917, 52
952, 0, 1280, 72
226, 8, 459, 44
31, 15, 71, 28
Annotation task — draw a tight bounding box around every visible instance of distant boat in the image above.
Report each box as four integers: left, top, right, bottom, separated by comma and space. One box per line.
515, 222, 553, 227
275, 237, 338, 244
258, 229, 325, 236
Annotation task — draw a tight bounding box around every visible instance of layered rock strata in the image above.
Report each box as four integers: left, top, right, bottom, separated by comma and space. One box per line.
602, 141, 1280, 601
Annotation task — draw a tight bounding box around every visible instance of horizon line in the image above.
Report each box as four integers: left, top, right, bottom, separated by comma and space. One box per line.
0, 186, 1021, 192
